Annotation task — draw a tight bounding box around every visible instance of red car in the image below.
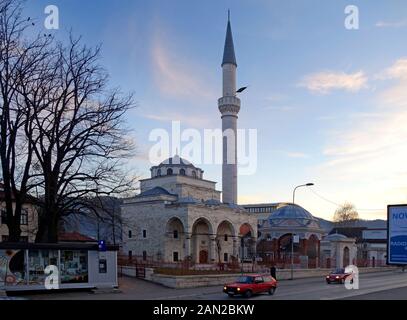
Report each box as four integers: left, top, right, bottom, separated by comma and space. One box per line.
326, 268, 353, 284
223, 274, 277, 298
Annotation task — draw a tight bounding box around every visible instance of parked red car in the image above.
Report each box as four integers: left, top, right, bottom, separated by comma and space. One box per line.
223, 274, 277, 298
326, 268, 353, 284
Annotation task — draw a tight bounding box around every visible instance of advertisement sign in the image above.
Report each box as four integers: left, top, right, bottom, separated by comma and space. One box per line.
387, 205, 407, 265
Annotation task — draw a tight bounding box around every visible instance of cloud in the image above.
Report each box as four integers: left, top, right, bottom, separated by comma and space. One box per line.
376, 20, 407, 28
151, 28, 216, 101
376, 58, 407, 108
284, 151, 310, 159
264, 105, 295, 112
311, 58, 407, 218
144, 112, 213, 128
299, 71, 368, 94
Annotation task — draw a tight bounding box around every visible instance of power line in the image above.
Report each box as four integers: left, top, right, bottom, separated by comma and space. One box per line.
308, 187, 384, 212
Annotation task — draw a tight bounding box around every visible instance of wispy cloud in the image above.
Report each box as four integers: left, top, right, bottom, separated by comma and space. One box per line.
299, 71, 368, 94
376, 20, 407, 28
312, 58, 407, 216
264, 105, 296, 112
144, 112, 214, 128
285, 152, 310, 159
151, 26, 216, 101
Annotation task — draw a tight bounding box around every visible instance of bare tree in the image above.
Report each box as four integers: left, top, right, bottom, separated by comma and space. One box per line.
25, 36, 137, 242
333, 202, 359, 226
0, 0, 51, 241
1, 0, 137, 243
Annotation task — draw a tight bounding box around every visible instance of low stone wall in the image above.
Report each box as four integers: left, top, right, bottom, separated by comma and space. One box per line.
120, 265, 397, 289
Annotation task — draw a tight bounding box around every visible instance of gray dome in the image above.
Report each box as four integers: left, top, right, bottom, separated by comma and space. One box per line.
269, 204, 316, 221
159, 155, 194, 167
324, 233, 348, 241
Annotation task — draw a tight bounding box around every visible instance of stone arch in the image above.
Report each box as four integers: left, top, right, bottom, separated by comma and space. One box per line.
179, 168, 186, 176
307, 234, 319, 259
278, 233, 299, 259
167, 168, 173, 175
191, 217, 214, 264
165, 217, 186, 262
239, 223, 256, 260
215, 220, 237, 263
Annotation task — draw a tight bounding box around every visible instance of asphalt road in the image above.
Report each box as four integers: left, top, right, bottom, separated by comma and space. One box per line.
9, 269, 407, 300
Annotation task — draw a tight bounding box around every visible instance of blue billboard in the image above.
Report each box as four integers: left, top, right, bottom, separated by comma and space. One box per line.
387, 205, 407, 265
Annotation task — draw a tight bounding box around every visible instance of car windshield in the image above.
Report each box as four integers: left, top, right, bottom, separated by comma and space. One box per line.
236, 276, 253, 284
332, 268, 345, 274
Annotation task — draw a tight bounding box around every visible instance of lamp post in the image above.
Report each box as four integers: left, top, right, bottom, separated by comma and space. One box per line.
292, 183, 314, 204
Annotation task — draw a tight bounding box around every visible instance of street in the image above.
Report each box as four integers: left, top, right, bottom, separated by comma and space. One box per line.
11, 269, 407, 300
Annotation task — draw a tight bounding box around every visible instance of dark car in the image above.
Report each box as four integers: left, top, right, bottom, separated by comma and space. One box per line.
223, 274, 277, 298
326, 268, 353, 284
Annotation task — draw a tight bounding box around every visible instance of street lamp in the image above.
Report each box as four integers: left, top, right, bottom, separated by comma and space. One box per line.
292, 183, 314, 204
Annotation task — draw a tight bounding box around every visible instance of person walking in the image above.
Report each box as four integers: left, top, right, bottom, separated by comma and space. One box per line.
270, 264, 277, 280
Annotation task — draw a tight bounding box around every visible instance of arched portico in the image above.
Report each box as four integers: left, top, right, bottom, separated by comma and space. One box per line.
215, 220, 237, 263
239, 223, 256, 260
165, 217, 186, 262
191, 218, 214, 264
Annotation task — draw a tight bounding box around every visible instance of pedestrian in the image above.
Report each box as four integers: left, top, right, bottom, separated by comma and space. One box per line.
270, 264, 277, 280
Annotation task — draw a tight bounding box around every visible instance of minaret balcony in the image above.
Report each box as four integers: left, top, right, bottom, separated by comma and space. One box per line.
218, 96, 241, 115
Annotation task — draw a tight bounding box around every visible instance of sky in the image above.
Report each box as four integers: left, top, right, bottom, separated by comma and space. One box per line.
23, 0, 407, 221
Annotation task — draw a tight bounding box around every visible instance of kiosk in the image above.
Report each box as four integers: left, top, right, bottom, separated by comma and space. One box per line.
0, 242, 118, 291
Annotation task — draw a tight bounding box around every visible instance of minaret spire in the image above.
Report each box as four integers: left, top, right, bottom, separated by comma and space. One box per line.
222, 11, 237, 67
219, 13, 240, 204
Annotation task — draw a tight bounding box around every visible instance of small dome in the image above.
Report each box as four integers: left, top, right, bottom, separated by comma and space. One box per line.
151, 155, 204, 179
159, 155, 194, 167
324, 233, 349, 241
269, 204, 315, 221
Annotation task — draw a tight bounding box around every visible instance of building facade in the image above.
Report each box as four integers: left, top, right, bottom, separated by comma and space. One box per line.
121, 156, 257, 264
256, 204, 325, 268
0, 184, 38, 243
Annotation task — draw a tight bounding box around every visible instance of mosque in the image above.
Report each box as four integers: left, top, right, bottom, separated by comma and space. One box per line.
121, 16, 257, 265
121, 15, 357, 269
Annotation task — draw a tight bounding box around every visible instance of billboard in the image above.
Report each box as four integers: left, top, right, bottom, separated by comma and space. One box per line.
387, 205, 407, 265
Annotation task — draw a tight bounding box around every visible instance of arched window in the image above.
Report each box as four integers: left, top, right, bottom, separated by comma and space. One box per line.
179, 169, 186, 176
224, 234, 228, 242
192, 171, 197, 179
157, 169, 161, 176
173, 230, 178, 239
167, 168, 173, 175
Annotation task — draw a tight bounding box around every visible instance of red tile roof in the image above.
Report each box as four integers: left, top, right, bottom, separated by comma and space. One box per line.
58, 232, 96, 242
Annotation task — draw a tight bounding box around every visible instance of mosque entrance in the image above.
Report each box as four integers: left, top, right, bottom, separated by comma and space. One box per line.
199, 250, 208, 263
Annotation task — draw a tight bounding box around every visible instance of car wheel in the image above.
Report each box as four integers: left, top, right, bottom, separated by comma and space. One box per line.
326, 280, 331, 284
227, 293, 234, 298
244, 290, 253, 298
268, 287, 276, 295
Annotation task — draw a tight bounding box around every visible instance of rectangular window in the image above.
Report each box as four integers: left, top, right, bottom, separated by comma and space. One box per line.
28, 250, 59, 284
1, 209, 6, 224
142, 251, 147, 261
128, 250, 133, 259
173, 252, 179, 262
60, 250, 88, 284
20, 209, 28, 225
173, 230, 178, 239
128, 230, 132, 238
142, 230, 147, 238
224, 234, 228, 242
224, 253, 228, 262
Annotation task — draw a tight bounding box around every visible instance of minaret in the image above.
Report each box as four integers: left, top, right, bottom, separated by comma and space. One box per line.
219, 12, 240, 205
